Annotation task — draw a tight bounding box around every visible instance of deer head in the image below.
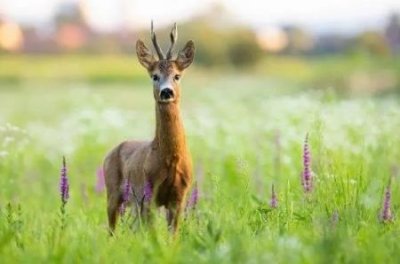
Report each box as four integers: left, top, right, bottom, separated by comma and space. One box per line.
136, 21, 195, 104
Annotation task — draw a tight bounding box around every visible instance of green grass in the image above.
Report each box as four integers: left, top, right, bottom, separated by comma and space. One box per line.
1, 67, 400, 263
0, 55, 148, 84
1, 54, 399, 95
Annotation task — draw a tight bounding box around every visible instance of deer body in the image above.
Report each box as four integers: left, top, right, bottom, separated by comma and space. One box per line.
104, 22, 195, 233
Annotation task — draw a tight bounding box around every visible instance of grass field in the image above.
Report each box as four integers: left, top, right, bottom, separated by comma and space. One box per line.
1, 56, 400, 263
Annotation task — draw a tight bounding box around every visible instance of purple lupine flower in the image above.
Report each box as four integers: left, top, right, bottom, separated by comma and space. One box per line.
144, 180, 153, 202
120, 179, 132, 216
380, 182, 394, 223
60, 156, 69, 205
270, 184, 278, 208
302, 133, 313, 193
95, 167, 105, 193
187, 183, 199, 209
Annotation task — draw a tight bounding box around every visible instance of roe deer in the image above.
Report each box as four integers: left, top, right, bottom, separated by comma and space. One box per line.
104, 22, 195, 234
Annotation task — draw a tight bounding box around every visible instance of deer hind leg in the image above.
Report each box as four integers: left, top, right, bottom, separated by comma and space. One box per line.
107, 191, 122, 234
104, 148, 123, 235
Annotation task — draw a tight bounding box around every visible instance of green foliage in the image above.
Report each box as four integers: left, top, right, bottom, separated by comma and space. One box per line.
353, 31, 391, 56
184, 23, 231, 67
0, 55, 148, 84
167, 23, 263, 67
227, 29, 264, 67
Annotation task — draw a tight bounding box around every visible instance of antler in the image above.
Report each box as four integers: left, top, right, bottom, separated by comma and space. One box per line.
166, 23, 178, 60
151, 20, 165, 60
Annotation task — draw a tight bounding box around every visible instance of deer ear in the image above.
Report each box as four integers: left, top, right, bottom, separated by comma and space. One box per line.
136, 40, 155, 70
176, 40, 195, 71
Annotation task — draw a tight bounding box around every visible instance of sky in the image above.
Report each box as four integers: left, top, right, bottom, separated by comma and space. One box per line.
1, 0, 400, 33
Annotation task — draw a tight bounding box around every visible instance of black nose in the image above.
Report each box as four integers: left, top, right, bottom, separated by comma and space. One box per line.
160, 88, 174, 100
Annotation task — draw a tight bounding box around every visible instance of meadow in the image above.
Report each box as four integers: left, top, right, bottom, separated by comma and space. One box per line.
1, 55, 400, 263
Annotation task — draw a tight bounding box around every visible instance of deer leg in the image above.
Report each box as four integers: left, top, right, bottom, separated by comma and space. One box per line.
107, 192, 122, 235
167, 203, 183, 233
104, 144, 124, 235
139, 195, 154, 227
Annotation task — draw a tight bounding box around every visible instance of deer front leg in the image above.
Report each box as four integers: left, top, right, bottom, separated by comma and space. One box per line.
167, 202, 183, 233
140, 197, 153, 225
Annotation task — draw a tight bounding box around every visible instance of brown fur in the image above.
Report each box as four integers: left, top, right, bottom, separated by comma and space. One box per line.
104, 24, 195, 234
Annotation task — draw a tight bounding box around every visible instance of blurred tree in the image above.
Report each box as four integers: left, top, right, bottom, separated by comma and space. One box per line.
227, 29, 264, 67
173, 23, 263, 67
185, 23, 231, 66
355, 31, 390, 56
187, 24, 263, 68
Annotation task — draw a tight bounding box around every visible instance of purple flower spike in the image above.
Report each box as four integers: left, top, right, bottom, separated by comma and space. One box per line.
270, 184, 278, 208
380, 182, 394, 223
95, 167, 105, 193
302, 133, 313, 193
60, 156, 69, 205
187, 183, 199, 209
120, 179, 132, 216
144, 180, 153, 202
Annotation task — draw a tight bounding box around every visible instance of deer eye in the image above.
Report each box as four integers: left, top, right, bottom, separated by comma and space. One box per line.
152, 74, 160, 82
174, 74, 181, 81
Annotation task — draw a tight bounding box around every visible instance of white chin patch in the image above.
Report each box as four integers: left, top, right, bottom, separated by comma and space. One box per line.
159, 98, 174, 103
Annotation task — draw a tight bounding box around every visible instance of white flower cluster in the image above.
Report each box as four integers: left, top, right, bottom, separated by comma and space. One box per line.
0, 123, 29, 159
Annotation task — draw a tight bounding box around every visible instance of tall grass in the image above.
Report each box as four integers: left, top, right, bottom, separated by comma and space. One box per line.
0, 73, 400, 263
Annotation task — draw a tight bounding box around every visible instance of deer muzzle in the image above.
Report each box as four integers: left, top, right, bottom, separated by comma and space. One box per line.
159, 88, 175, 102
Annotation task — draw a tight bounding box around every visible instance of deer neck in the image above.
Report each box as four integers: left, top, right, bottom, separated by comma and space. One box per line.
153, 102, 187, 159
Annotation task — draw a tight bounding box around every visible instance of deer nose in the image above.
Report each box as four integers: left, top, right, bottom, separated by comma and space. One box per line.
159, 88, 174, 101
